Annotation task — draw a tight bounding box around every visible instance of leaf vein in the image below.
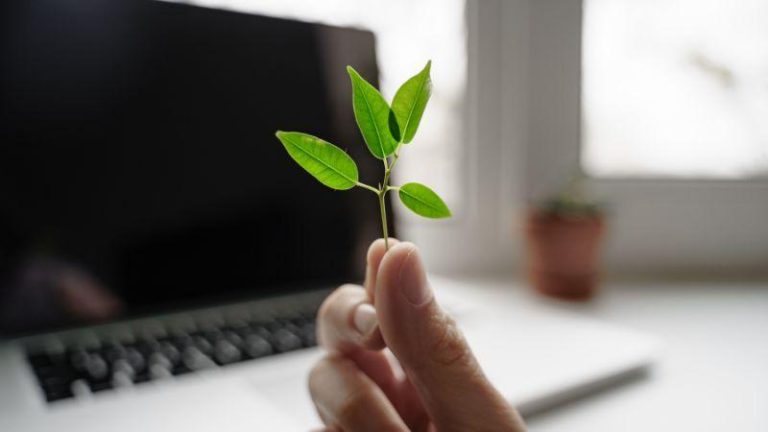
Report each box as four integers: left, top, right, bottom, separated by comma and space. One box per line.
357, 80, 386, 157
285, 137, 355, 183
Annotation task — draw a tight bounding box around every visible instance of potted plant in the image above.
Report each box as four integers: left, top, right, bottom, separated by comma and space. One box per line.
525, 174, 605, 300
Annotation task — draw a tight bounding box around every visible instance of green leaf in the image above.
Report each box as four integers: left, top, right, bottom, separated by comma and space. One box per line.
275, 131, 358, 190
398, 182, 451, 219
347, 66, 398, 159
390, 60, 432, 144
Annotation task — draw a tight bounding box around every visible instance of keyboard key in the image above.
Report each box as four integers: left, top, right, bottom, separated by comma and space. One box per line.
182, 346, 216, 371
103, 343, 128, 363
160, 342, 181, 365
125, 347, 146, 372
283, 322, 301, 335
243, 335, 273, 358
148, 352, 172, 370
150, 362, 173, 380
300, 323, 317, 347
112, 370, 134, 388
213, 340, 241, 365
143, 340, 180, 365
272, 329, 302, 353
203, 328, 224, 342
266, 321, 283, 333
171, 334, 194, 349
250, 325, 271, 340
86, 354, 109, 380
112, 358, 135, 378
71, 379, 91, 399
193, 336, 213, 355
223, 330, 244, 349
69, 348, 90, 372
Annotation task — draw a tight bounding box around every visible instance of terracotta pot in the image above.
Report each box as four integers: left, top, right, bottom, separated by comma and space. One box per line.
524, 210, 605, 300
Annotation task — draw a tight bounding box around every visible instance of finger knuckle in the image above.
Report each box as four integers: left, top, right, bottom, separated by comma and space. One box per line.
428, 314, 473, 369
307, 358, 330, 397
318, 284, 362, 320
337, 388, 370, 425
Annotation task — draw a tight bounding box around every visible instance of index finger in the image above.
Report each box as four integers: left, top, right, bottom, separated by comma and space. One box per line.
364, 238, 399, 300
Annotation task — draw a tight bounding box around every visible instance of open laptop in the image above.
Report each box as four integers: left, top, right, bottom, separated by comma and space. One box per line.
0, 1, 658, 430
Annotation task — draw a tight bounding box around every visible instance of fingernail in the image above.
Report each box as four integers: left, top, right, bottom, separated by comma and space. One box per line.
399, 246, 432, 306
353, 303, 378, 336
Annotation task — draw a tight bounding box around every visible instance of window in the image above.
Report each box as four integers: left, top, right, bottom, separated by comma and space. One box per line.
582, 0, 768, 179
166, 0, 467, 207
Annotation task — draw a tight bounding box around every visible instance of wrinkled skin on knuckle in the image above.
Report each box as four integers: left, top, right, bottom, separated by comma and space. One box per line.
427, 313, 474, 370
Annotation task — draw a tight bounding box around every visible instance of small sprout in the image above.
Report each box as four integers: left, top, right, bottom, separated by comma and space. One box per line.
275, 61, 450, 250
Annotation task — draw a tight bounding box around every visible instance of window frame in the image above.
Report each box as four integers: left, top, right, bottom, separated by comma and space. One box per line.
400, 0, 526, 275
521, 0, 768, 276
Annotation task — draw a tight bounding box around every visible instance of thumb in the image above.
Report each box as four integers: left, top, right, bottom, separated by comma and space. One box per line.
374, 243, 523, 431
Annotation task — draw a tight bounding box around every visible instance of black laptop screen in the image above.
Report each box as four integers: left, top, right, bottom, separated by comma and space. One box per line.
0, 0, 392, 335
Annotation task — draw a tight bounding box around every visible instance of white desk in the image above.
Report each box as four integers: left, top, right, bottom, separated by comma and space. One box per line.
439, 276, 768, 431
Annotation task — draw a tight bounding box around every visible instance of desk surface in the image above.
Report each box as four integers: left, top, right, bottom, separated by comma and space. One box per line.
440, 276, 768, 432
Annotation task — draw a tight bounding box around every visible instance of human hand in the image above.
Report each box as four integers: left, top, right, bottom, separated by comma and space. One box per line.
310, 239, 526, 431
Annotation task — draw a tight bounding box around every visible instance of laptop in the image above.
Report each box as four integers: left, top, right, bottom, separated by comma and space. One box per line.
0, 1, 658, 430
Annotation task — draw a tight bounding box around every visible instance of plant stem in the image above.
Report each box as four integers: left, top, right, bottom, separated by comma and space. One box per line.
378, 189, 389, 250
381, 153, 397, 193
388, 148, 402, 172
376, 144, 403, 251
356, 182, 379, 194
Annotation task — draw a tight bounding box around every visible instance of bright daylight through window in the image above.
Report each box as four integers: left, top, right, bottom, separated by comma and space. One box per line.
582, 0, 768, 179
168, 0, 467, 208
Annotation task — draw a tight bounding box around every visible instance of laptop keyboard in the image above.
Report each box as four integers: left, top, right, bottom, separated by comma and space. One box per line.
26, 307, 319, 403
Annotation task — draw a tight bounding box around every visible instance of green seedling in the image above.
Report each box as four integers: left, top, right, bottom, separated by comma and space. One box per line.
275, 61, 451, 250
